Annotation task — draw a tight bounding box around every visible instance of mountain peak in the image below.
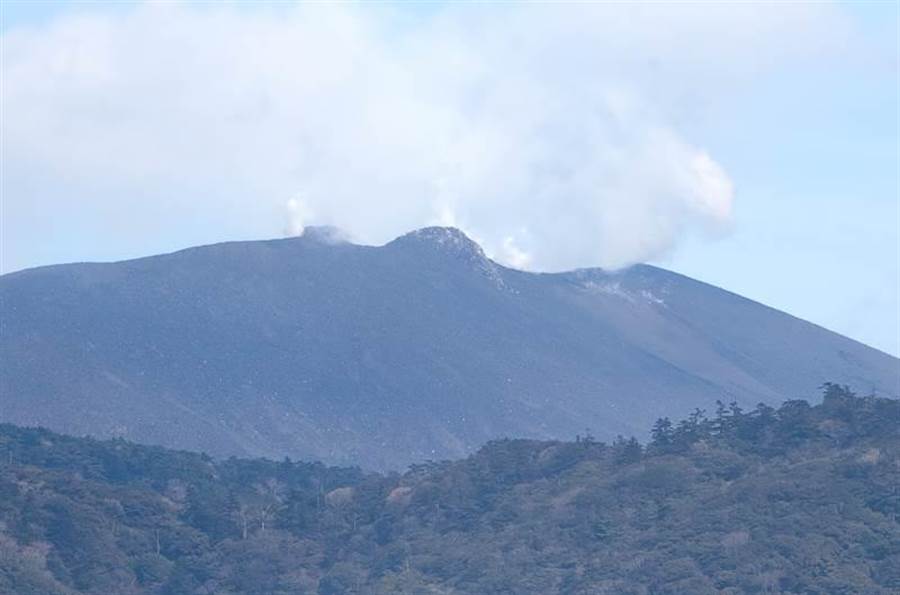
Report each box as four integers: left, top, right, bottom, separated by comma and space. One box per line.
386, 226, 507, 288
390, 227, 486, 260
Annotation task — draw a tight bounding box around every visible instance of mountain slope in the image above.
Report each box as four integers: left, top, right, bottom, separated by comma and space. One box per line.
1, 227, 897, 468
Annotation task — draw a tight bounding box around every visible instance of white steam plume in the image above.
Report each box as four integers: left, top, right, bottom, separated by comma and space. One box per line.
1, 2, 846, 271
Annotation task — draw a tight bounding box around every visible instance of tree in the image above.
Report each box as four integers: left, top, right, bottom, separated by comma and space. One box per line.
650, 418, 673, 451
613, 436, 642, 465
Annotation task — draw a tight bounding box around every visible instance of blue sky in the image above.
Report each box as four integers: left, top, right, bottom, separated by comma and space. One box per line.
1, 1, 897, 356
660, 2, 898, 356
666, 2, 900, 355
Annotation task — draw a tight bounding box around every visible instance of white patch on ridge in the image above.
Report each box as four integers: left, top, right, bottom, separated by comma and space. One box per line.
580, 280, 666, 306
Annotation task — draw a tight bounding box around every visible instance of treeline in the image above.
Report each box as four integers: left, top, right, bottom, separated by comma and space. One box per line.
0, 385, 897, 594
646, 382, 897, 455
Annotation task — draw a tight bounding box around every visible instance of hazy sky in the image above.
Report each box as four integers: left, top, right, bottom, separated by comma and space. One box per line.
1, 1, 897, 356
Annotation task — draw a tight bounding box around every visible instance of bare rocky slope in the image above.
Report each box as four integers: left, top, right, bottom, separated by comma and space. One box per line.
1, 227, 896, 468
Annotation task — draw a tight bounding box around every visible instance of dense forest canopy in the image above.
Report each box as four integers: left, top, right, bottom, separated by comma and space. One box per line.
1, 384, 898, 594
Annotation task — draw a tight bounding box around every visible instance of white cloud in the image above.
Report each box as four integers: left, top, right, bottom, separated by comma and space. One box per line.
1, 1, 848, 271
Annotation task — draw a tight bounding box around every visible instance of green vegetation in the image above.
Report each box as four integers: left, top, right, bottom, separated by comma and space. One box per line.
1, 384, 897, 594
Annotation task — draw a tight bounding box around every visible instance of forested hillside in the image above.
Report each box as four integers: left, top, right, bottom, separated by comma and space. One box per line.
1, 385, 897, 594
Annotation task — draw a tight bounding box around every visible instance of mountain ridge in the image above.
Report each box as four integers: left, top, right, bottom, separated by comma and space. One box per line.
7, 226, 893, 359
1, 227, 896, 469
